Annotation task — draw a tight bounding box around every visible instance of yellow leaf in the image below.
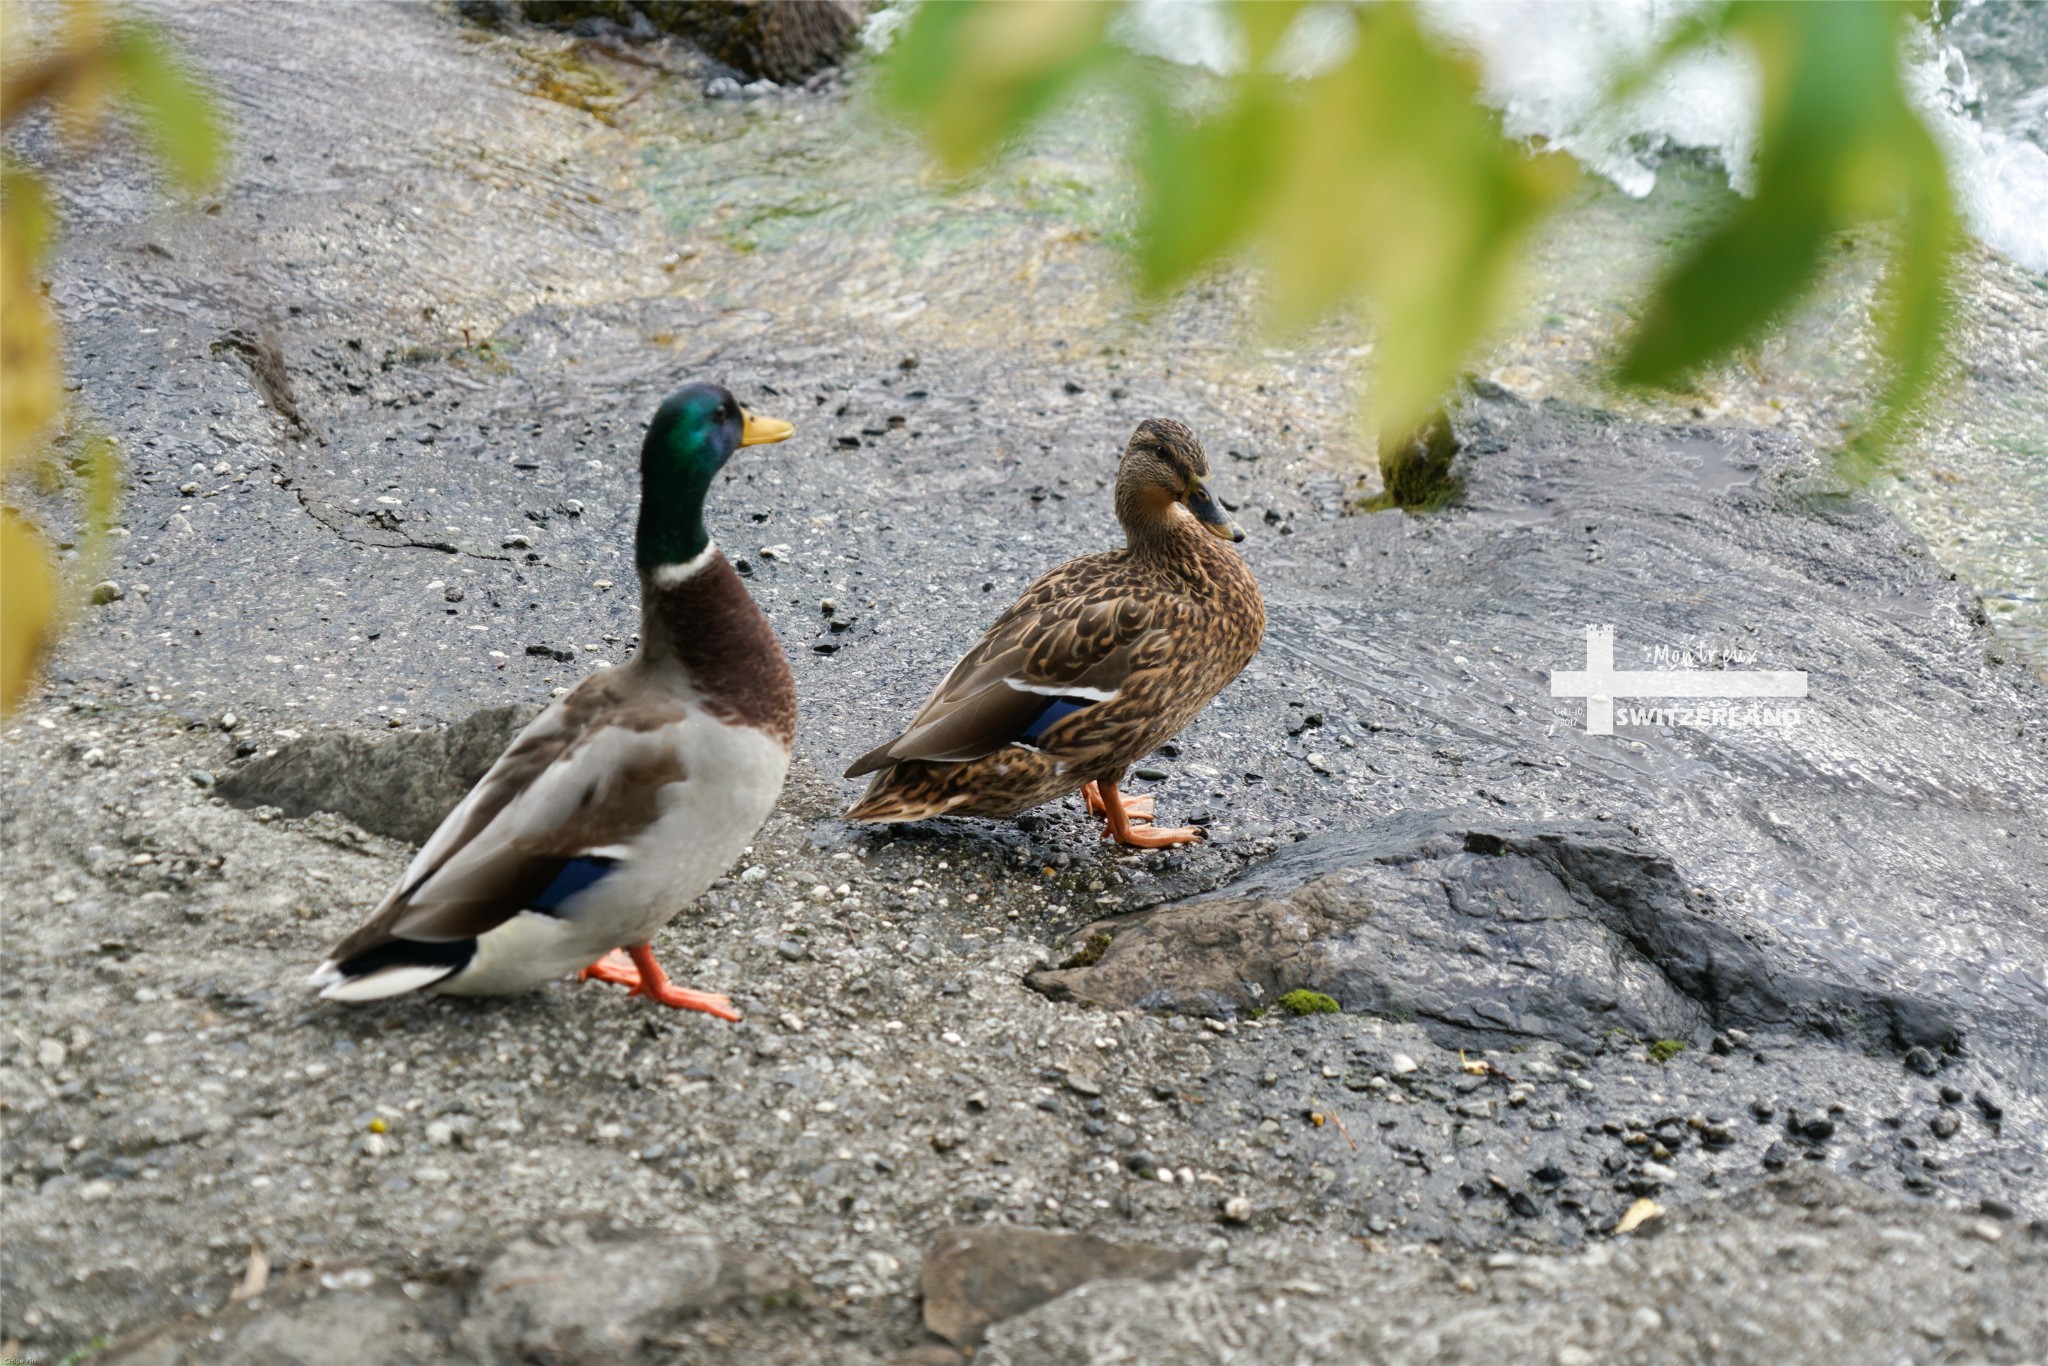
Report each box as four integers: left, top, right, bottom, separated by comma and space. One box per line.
1, 163, 59, 471
1, 509, 57, 713
57, 0, 114, 145
1613, 1197, 1664, 1235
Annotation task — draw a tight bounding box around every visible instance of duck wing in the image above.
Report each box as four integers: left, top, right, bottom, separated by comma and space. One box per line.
845, 569, 1173, 777
314, 672, 690, 985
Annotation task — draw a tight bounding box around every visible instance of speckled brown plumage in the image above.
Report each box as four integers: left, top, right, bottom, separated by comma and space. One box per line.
845, 419, 1263, 838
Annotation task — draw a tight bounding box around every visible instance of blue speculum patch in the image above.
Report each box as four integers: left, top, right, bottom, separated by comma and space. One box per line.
533, 856, 621, 912
1019, 696, 1093, 744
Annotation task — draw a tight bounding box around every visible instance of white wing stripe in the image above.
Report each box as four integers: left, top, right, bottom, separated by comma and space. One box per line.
1005, 681, 1120, 702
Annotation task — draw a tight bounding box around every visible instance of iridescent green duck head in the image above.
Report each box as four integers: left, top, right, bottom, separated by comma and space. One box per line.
1115, 417, 1244, 546
637, 382, 793, 572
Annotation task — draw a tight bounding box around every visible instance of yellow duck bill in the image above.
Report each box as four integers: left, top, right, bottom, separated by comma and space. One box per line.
740, 410, 795, 446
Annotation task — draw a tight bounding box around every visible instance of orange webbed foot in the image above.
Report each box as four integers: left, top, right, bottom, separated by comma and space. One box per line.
580, 944, 741, 1022
1093, 781, 1202, 849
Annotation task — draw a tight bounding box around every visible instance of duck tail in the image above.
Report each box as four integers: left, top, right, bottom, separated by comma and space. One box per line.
843, 767, 971, 824
307, 937, 474, 1002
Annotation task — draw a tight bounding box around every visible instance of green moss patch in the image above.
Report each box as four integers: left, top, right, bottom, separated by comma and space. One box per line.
1277, 989, 1340, 1017
1058, 932, 1114, 970
1648, 1039, 1686, 1064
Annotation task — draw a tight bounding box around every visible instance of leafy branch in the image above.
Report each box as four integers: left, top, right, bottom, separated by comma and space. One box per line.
877, 0, 1960, 498
1, 0, 220, 711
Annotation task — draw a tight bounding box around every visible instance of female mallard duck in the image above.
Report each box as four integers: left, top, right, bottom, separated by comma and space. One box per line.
844, 418, 1263, 847
308, 382, 796, 1018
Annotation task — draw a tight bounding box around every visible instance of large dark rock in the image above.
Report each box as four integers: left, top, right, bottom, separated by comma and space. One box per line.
215, 704, 539, 845
1030, 816, 1963, 1059
513, 1, 862, 83
920, 1226, 1200, 1348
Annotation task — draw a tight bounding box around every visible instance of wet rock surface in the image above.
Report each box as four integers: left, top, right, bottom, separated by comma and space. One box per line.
919, 1225, 1199, 1348
4, 5, 2046, 1362
216, 704, 538, 845
1030, 815, 1972, 1059
981, 1169, 2048, 1364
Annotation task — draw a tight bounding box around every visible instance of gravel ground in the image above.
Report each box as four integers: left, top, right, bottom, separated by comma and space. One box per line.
4, 6, 2046, 1362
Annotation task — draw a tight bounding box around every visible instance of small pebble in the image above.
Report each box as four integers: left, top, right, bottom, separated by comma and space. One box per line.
1389, 1054, 1419, 1076
1221, 1196, 1252, 1224
90, 581, 124, 605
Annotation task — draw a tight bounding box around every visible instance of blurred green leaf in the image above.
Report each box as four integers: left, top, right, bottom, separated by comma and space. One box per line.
880, 0, 1955, 488
878, 1, 1115, 175
1256, 5, 1569, 448
1618, 1, 1958, 469
1231, 0, 1311, 71
108, 19, 220, 193
76, 426, 121, 569
1134, 82, 1276, 292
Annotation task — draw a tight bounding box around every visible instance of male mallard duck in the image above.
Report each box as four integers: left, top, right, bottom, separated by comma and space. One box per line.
844, 418, 1263, 847
308, 383, 796, 1019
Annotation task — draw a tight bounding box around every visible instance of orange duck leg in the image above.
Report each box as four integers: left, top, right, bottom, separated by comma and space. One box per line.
580, 944, 741, 1021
